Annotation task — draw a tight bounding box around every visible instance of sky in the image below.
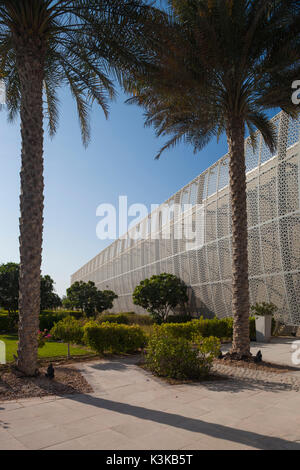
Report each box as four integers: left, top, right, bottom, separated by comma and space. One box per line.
0, 85, 277, 297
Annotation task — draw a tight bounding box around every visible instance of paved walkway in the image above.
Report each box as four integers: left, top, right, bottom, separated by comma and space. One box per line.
1, 338, 300, 450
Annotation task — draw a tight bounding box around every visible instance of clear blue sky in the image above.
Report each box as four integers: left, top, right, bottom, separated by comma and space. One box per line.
0, 86, 276, 297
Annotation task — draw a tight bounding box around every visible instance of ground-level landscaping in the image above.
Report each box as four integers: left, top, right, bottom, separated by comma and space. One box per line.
0, 334, 94, 363
1, 338, 300, 450
0, 365, 93, 401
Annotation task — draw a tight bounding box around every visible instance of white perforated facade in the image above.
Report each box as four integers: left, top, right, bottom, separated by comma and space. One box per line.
71, 112, 300, 325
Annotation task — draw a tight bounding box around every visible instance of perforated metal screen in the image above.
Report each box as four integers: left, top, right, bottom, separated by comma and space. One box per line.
71, 112, 300, 325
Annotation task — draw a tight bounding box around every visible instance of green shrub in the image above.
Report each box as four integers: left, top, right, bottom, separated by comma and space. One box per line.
39, 310, 83, 331
165, 314, 193, 323
97, 313, 130, 325
249, 317, 256, 340
0, 313, 12, 332
122, 313, 154, 326
51, 317, 84, 344
39, 312, 66, 331
158, 317, 233, 340
146, 327, 220, 379
250, 302, 278, 317
98, 312, 154, 326
83, 321, 146, 354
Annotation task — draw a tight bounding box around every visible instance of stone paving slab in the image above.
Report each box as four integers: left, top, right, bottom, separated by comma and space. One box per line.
1, 339, 300, 450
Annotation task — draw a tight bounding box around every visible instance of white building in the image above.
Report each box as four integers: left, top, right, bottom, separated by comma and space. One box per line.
71, 112, 300, 325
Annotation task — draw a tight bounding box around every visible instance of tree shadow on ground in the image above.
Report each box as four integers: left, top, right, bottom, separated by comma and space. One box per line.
89, 362, 128, 372
66, 392, 300, 450
188, 375, 298, 393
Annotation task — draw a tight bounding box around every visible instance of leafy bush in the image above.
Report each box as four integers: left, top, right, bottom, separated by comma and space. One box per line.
97, 313, 130, 324
251, 302, 278, 317
37, 329, 52, 348
146, 327, 220, 379
249, 317, 256, 340
165, 313, 193, 323
121, 313, 154, 326
39, 310, 83, 331
83, 321, 146, 354
39, 311, 67, 331
0, 313, 13, 332
51, 317, 85, 344
0, 309, 84, 334
97, 312, 154, 326
158, 317, 234, 340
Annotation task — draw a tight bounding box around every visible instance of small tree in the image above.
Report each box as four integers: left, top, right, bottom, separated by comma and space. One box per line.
133, 273, 188, 323
51, 317, 84, 358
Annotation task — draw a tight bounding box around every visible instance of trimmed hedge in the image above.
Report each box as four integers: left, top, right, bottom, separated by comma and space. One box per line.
158, 317, 260, 340
165, 314, 193, 323
83, 321, 146, 354
100, 312, 154, 326
97, 313, 130, 325
121, 313, 154, 326
158, 317, 234, 340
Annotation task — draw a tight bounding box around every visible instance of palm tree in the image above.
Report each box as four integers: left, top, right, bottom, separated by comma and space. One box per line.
126, 0, 300, 358
0, 0, 164, 375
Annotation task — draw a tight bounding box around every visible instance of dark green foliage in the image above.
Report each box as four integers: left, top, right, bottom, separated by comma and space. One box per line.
159, 317, 233, 340
39, 311, 67, 331
1, 1, 167, 145
132, 273, 188, 323
0, 313, 11, 332
0, 310, 84, 333
83, 321, 146, 354
40, 275, 62, 310
249, 317, 256, 340
126, 0, 300, 158
251, 302, 278, 317
98, 312, 154, 325
165, 313, 193, 323
95, 290, 118, 314
66, 281, 118, 317
123, 313, 154, 326
97, 313, 130, 324
0, 263, 61, 315
146, 327, 220, 379
0, 263, 19, 328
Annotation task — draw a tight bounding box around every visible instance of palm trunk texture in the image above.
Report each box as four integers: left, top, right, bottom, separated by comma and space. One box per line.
227, 116, 251, 358
15, 36, 45, 376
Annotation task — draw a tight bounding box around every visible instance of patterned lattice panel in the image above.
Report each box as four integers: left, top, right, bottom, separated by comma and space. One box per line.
71, 112, 300, 325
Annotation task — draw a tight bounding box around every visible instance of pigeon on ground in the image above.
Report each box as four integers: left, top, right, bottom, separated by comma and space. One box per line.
45, 363, 55, 379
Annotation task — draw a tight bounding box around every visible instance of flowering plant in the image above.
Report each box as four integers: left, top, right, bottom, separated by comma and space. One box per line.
37, 329, 51, 348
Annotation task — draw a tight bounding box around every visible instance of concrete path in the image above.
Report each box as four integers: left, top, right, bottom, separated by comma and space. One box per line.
1, 338, 300, 450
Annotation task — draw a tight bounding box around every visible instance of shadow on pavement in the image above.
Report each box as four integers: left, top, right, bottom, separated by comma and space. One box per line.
67, 393, 300, 450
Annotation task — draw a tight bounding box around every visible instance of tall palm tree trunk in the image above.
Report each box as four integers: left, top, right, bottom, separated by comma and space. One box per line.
15, 37, 45, 376
226, 116, 251, 358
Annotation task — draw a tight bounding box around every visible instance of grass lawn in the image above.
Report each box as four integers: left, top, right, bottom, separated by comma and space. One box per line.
0, 334, 94, 363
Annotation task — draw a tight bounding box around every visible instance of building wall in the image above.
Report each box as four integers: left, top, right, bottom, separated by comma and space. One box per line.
71, 112, 300, 325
